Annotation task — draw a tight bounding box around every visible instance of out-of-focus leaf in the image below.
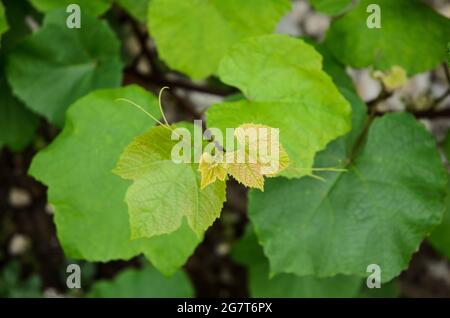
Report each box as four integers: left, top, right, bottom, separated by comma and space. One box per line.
0, 62, 38, 152
87, 265, 193, 298
29, 0, 110, 16
7, 9, 122, 126
0, 1, 8, 46
148, 0, 291, 79
325, 0, 450, 75
116, 0, 149, 22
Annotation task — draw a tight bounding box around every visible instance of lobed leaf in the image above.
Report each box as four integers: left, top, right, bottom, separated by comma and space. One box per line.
232, 227, 363, 298
248, 95, 447, 282
207, 35, 352, 178
29, 86, 200, 276
148, 0, 291, 79
6, 9, 122, 126
115, 125, 226, 239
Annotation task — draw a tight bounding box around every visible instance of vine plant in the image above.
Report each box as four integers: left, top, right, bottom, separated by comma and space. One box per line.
1, 0, 450, 297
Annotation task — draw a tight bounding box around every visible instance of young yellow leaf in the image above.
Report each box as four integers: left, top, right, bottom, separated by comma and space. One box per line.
226, 124, 290, 190
198, 152, 228, 189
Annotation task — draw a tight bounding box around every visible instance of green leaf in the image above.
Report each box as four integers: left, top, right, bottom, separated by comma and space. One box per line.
0, 62, 38, 152
249, 99, 447, 282
116, 0, 149, 22
6, 9, 122, 127
87, 265, 193, 298
309, 0, 353, 15
114, 125, 226, 239
148, 0, 291, 79
207, 34, 351, 178
29, 86, 200, 276
0, 1, 8, 46
29, 0, 110, 16
325, 0, 450, 75
233, 227, 363, 298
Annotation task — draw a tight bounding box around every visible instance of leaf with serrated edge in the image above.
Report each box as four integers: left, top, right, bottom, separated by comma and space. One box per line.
115, 125, 226, 239
29, 86, 200, 276
232, 226, 363, 298
6, 9, 122, 126
249, 92, 447, 282
207, 35, 351, 179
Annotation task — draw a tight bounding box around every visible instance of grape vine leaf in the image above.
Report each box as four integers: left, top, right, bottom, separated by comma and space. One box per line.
29, 0, 110, 16
198, 152, 228, 189
0, 1, 8, 46
233, 227, 363, 298
309, 0, 353, 15
207, 34, 352, 179
6, 9, 122, 127
0, 62, 38, 152
325, 0, 450, 75
198, 124, 290, 190
114, 125, 226, 239
87, 265, 193, 298
248, 96, 447, 282
148, 0, 291, 79
29, 86, 201, 276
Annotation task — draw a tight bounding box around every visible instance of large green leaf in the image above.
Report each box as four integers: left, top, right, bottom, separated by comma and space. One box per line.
233, 227, 363, 298
0, 1, 8, 46
0, 62, 38, 152
148, 0, 291, 79
207, 34, 351, 178
114, 125, 226, 239
325, 0, 450, 75
29, 0, 110, 16
249, 100, 447, 282
6, 9, 122, 127
309, 0, 353, 15
87, 265, 193, 298
29, 86, 200, 276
